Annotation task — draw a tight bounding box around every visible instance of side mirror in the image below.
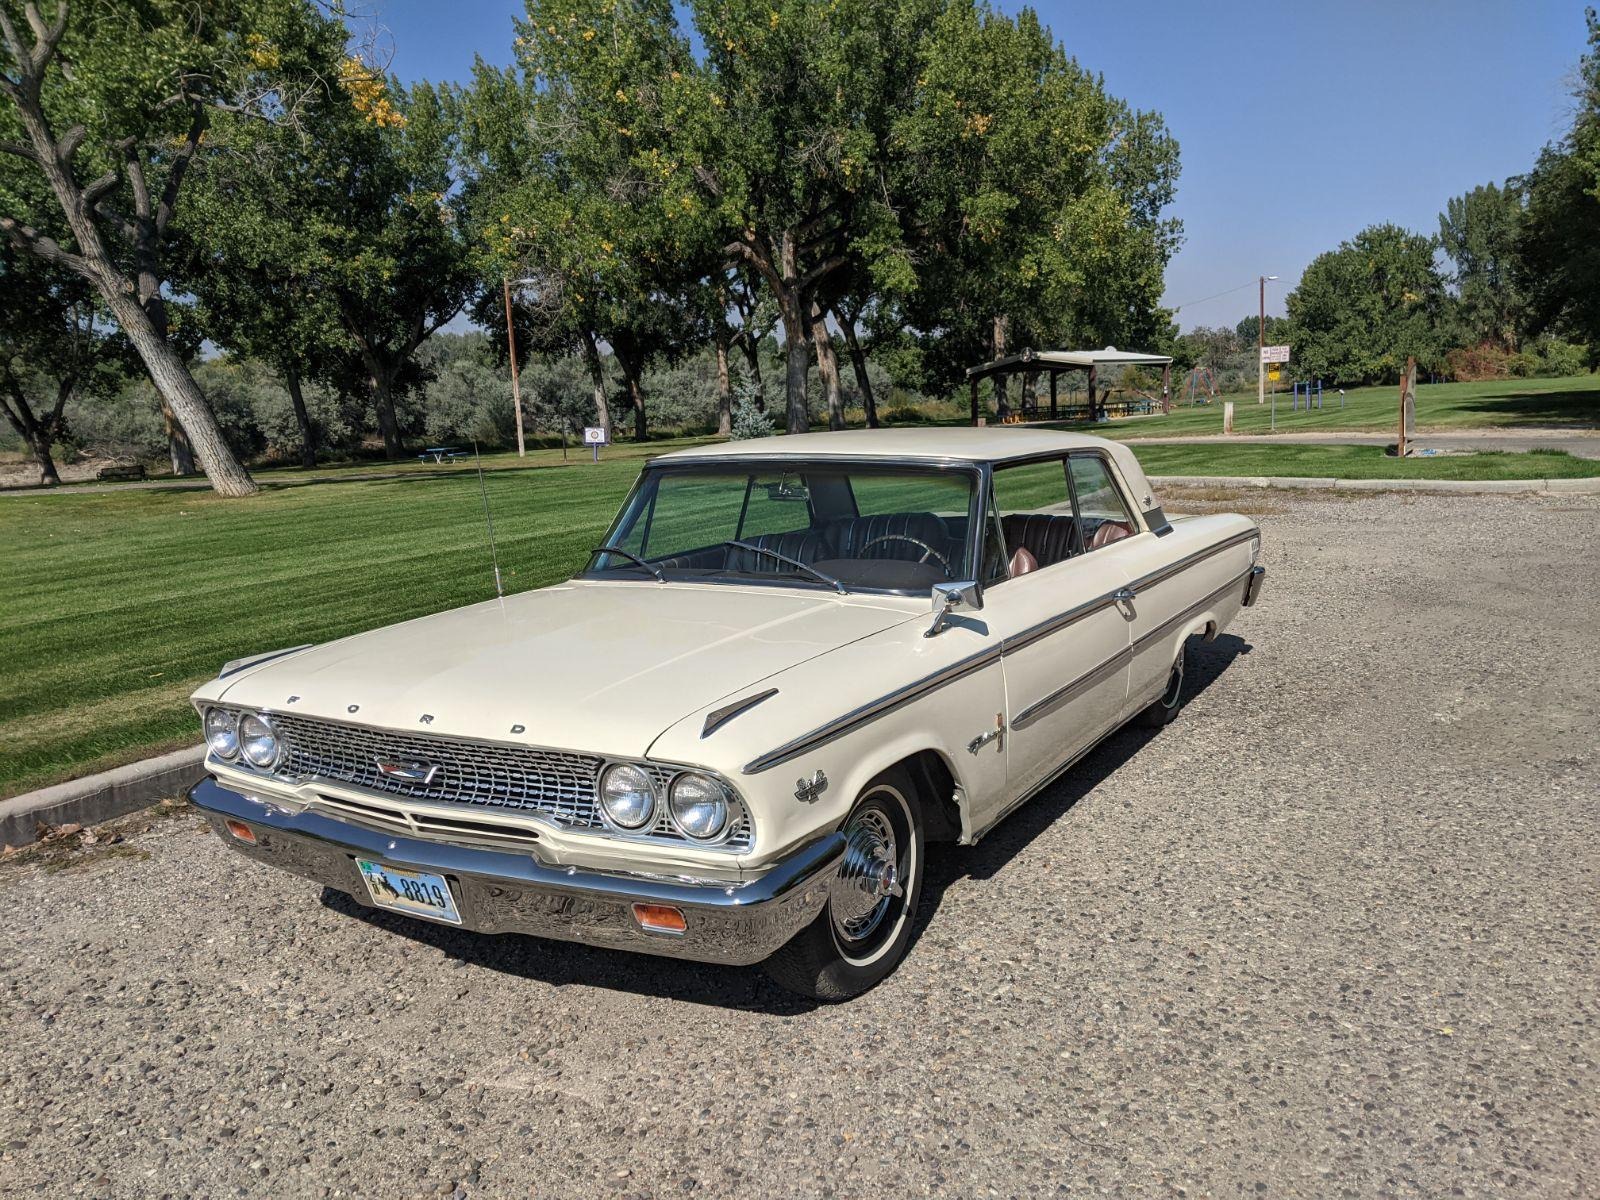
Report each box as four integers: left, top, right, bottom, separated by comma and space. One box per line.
926, 580, 983, 637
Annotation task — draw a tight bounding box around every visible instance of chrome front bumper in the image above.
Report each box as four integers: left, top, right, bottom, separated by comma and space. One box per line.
188, 777, 843, 967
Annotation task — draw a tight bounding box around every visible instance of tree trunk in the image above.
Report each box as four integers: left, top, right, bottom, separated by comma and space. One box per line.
991, 314, 1011, 420
30, 432, 61, 486
714, 334, 733, 437
834, 311, 879, 429
2, 377, 63, 486
810, 301, 845, 432
614, 348, 648, 442
581, 330, 611, 438
369, 369, 403, 460
163, 403, 195, 476
101, 293, 253, 494
739, 339, 766, 412
284, 362, 316, 469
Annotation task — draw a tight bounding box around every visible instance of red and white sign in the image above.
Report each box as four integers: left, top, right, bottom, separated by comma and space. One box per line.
1260, 345, 1291, 364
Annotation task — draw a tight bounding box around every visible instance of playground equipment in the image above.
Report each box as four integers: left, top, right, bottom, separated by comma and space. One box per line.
1291, 380, 1324, 411
1184, 366, 1219, 404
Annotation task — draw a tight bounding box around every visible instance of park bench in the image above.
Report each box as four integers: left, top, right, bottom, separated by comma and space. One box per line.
95, 463, 147, 482
418, 446, 469, 464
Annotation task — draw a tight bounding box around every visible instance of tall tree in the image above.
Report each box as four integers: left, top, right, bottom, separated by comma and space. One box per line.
325, 74, 478, 459
1517, 8, 1600, 358
892, 2, 1180, 400
682, 0, 934, 431
461, 1, 712, 441
0, 0, 334, 495
1438, 182, 1527, 351
1284, 224, 1449, 385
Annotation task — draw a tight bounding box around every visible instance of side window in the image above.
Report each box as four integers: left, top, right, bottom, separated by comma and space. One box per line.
990, 458, 1078, 577
992, 459, 1071, 517
980, 494, 1009, 585
1068, 456, 1136, 551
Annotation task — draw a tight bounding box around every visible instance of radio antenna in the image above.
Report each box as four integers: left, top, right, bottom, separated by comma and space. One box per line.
473, 440, 504, 597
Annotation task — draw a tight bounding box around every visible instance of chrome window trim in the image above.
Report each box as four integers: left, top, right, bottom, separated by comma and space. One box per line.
742, 527, 1259, 775
581, 457, 987, 597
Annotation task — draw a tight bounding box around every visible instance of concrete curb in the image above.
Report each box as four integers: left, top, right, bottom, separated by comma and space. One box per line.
0, 747, 205, 849
1148, 474, 1600, 495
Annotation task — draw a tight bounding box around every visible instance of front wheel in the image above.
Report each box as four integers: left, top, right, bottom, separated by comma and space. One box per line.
762, 771, 924, 1001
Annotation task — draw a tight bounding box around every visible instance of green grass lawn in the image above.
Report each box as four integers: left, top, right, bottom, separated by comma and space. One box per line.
1080, 372, 1600, 440
1133, 444, 1600, 480
2, 433, 1594, 801
0, 454, 649, 800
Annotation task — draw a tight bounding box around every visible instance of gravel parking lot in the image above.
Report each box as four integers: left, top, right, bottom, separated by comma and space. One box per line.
3, 488, 1596, 1199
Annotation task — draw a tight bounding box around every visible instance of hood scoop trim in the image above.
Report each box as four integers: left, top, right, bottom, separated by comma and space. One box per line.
701, 688, 779, 739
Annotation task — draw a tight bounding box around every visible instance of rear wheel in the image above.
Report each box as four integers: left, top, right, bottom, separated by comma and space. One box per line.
762, 770, 924, 1001
1137, 637, 1191, 728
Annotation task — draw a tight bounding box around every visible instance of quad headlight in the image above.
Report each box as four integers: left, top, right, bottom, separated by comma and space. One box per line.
599, 762, 657, 830
238, 712, 280, 768
669, 772, 730, 841
204, 708, 240, 760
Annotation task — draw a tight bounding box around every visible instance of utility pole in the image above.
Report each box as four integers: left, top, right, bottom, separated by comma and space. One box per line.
1257, 274, 1278, 405
503, 278, 526, 458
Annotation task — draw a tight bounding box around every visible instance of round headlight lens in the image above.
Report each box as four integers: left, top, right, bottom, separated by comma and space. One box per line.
238, 712, 279, 768
669, 772, 730, 840
599, 763, 656, 830
204, 708, 239, 760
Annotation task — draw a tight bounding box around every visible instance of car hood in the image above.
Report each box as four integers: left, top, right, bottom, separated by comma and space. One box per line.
218, 581, 915, 760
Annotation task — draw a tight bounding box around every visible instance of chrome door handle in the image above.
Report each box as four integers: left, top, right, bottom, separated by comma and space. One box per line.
1113, 587, 1137, 602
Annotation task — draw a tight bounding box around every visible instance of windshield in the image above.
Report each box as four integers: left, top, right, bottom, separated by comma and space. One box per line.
586, 462, 980, 593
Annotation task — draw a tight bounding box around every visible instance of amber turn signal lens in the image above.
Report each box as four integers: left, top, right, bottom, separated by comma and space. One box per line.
224, 819, 256, 844
631, 903, 687, 934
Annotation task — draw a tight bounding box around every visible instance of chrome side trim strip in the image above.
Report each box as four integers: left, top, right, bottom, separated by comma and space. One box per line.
1131, 567, 1254, 653
1126, 529, 1257, 596
1010, 646, 1134, 732
742, 528, 1257, 776
701, 688, 779, 738
1002, 591, 1122, 656
741, 645, 1003, 774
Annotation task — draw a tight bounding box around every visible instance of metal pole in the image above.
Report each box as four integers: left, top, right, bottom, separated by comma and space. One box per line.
1257, 276, 1265, 405
503, 279, 526, 458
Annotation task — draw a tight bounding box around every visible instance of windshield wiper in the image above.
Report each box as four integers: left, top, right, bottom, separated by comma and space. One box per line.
591, 545, 666, 583
720, 541, 848, 594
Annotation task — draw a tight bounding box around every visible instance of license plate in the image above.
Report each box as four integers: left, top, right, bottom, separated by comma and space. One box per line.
355, 859, 461, 925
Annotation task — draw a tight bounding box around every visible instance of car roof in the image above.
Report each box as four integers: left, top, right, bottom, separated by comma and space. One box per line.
652, 427, 1123, 465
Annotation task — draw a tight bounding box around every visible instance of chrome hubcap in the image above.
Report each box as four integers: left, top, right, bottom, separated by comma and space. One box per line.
831, 809, 903, 942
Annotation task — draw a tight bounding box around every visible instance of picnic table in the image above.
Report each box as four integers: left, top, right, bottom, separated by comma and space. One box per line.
418, 446, 469, 464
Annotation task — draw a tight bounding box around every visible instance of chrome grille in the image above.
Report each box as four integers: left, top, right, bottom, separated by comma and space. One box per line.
267, 713, 751, 849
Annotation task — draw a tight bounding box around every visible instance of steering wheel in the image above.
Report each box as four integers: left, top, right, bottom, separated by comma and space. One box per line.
859, 533, 952, 575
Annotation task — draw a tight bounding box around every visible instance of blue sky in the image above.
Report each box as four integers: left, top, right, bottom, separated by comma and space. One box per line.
369, 0, 1590, 331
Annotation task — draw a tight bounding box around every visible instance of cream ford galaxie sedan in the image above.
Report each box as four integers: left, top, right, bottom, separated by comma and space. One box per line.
188, 428, 1264, 999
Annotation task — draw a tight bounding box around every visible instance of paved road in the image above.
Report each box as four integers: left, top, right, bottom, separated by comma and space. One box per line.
1125, 428, 1600, 458
3, 489, 1597, 1198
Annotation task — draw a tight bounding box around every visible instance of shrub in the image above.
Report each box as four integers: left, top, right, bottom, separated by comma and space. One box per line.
880, 405, 925, 424
729, 393, 773, 440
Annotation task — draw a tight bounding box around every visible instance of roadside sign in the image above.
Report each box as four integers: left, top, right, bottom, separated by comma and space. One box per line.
1261, 345, 1291, 364
1267, 366, 1281, 382
583, 426, 608, 445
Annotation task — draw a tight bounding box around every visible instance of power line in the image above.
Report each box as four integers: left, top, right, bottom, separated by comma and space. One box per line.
1169, 278, 1263, 313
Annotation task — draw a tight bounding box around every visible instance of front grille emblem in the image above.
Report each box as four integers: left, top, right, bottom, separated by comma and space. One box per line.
375, 758, 440, 786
